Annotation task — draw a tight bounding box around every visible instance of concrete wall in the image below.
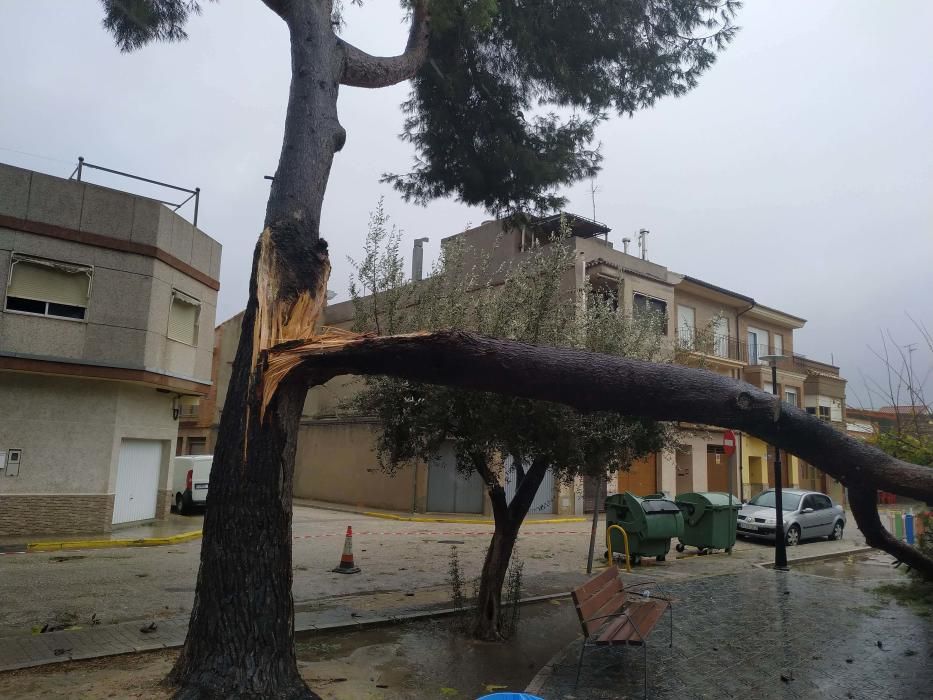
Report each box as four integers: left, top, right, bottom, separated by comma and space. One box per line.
0, 372, 177, 534
294, 419, 416, 512
0, 163, 219, 385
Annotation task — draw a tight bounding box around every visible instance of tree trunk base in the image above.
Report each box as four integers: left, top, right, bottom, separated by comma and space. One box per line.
170, 671, 321, 700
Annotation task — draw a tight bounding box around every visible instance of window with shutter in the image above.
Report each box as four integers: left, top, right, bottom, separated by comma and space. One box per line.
5, 255, 92, 320
167, 290, 200, 345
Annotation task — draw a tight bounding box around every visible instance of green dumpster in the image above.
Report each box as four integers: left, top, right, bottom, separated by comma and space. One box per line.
606, 491, 684, 565
674, 492, 741, 555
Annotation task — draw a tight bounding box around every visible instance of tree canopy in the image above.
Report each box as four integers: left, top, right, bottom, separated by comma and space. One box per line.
348, 208, 671, 638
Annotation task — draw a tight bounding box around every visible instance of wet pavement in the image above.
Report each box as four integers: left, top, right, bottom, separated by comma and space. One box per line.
0, 513, 203, 550
294, 601, 581, 699
530, 553, 933, 699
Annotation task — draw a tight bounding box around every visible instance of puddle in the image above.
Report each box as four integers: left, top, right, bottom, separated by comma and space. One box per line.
793, 551, 902, 582
296, 599, 578, 698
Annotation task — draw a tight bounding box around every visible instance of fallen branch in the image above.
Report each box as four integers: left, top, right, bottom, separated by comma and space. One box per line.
265, 329, 933, 574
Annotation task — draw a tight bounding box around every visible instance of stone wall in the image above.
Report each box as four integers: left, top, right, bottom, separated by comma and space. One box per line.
0, 494, 114, 536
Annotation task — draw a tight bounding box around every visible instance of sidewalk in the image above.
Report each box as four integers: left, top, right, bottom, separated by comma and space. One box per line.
527, 555, 932, 700
0, 514, 203, 553
0, 578, 573, 673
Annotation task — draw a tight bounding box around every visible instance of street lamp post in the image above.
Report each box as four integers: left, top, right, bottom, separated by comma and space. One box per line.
760, 354, 789, 571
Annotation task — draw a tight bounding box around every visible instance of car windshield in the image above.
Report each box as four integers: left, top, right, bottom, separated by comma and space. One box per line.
749, 491, 802, 511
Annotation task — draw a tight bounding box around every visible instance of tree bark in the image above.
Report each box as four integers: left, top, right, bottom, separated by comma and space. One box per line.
168, 4, 342, 698
473, 457, 549, 641
268, 330, 933, 576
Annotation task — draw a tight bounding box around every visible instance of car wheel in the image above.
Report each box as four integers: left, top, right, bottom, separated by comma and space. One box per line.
176, 493, 189, 516
829, 521, 844, 541
785, 524, 801, 546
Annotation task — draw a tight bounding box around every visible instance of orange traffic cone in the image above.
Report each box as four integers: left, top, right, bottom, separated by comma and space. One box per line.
332, 525, 361, 574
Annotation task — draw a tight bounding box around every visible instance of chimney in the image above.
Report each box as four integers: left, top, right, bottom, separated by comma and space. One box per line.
638, 229, 649, 260
412, 237, 429, 281
622, 237, 631, 255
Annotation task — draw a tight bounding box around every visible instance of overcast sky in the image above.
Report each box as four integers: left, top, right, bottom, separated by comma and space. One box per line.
1, 1, 930, 407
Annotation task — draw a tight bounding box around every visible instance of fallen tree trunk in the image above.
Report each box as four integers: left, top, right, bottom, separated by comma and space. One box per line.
267, 329, 933, 576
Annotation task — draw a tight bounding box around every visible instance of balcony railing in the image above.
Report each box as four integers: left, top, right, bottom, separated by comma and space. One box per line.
675, 330, 788, 366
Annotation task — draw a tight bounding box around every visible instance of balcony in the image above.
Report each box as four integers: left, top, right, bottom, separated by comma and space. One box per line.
676, 330, 799, 367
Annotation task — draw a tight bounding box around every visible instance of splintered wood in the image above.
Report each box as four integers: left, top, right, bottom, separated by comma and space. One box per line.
260, 326, 371, 418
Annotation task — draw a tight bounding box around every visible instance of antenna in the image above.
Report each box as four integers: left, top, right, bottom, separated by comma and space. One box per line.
638, 228, 649, 260
589, 179, 600, 221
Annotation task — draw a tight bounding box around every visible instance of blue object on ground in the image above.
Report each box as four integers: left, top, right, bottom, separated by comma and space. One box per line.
477, 694, 545, 700
905, 512, 915, 545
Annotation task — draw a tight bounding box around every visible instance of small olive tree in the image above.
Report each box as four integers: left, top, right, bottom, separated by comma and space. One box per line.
349, 212, 671, 640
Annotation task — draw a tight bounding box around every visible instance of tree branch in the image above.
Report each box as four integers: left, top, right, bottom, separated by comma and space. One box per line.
849, 486, 933, 578
340, 0, 430, 88
258, 0, 289, 20
269, 329, 933, 575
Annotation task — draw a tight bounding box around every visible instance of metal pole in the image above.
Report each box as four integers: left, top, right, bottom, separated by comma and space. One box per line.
772, 362, 788, 570
76, 156, 84, 182
193, 187, 200, 227
586, 476, 603, 574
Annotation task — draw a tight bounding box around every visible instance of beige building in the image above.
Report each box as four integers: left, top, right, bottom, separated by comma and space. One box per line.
0, 163, 220, 535
202, 213, 847, 515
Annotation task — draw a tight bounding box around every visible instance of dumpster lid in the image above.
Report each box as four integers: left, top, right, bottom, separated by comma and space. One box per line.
683, 492, 740, 507
641, 498, 681, 514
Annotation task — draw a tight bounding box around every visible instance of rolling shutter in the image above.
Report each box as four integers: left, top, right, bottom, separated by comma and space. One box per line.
167, 290, 200, 345
8, 257, 91, 306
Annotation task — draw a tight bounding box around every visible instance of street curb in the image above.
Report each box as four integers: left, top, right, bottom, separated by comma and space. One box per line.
361, 511, 586, 525
25, 530, 203, 553
754, 545, 875, 569
524, 638, 573, 695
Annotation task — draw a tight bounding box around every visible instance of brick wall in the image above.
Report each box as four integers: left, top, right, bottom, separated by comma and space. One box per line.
0, 494, 115, 536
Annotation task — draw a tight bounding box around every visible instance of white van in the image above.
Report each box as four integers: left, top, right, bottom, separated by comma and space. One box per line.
172, 455, 213, 515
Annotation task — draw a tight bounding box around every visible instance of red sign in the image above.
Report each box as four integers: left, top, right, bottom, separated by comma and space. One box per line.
722, 430, 736, 456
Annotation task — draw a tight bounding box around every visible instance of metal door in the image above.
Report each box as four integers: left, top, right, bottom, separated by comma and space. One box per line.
426, 443, 484, 513
112, 439, 163, 525
503, 456, 555, 515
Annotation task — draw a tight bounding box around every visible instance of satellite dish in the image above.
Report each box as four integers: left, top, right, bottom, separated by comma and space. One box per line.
325, 290, 337, 300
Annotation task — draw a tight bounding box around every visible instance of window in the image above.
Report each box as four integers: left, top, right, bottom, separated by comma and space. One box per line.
747, 327, 770, 365
764, 381, 775, 394
633, 293, 668, 334
168, 290, 200, 345
814, 495, 833, 510
186, 437, 207, 455
773, 333, 784, 357
712, 315, 730, 358
830, 400, 842, 422
676, 305, 695, 347
784, 388, 798, 407
807, 405, 831, 421
4, 255, 92, 320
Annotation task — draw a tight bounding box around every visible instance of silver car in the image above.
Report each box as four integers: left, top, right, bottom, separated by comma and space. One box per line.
736, 489, 845, 546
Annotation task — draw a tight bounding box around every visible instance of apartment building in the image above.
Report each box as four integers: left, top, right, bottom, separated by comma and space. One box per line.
201, 212, 846, 515
0, 163, 220, 534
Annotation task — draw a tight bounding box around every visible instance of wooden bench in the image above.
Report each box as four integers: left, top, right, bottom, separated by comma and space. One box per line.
570, 565, 673, 697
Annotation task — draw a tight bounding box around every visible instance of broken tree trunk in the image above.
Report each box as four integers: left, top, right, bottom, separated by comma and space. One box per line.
168, 3, 431, 697
265, 329, 933, 577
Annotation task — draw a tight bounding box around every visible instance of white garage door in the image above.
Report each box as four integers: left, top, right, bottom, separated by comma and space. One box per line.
112, 439, 163, 525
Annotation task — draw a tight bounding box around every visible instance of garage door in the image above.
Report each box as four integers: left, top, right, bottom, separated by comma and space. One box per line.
426, 443, 485, 514
112, 439, 163, 525
503, 456, 555, 515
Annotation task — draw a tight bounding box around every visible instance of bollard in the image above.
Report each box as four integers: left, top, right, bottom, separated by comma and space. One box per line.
893, 511, 904, 540
905, 511, 915, 545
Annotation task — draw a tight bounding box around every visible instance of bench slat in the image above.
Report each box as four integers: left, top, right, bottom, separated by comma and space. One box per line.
588, 591, 628, 627
577, 578, 625, 623
575, 566, 619, 598
596, 601, 668, 646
